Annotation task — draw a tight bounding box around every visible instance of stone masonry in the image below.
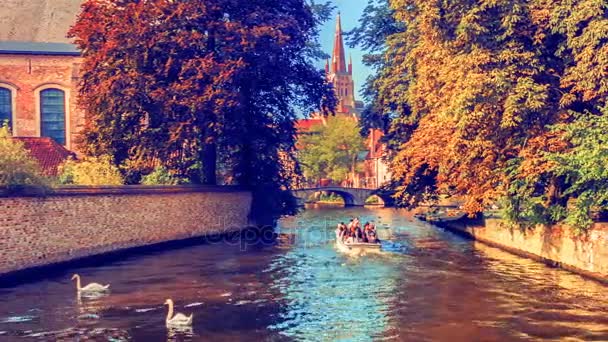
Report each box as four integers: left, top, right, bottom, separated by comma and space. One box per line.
0, 186, 252, 276
441, 217, 608, 283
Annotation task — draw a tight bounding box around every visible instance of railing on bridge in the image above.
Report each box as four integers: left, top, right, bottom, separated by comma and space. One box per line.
294, 179, 378, 190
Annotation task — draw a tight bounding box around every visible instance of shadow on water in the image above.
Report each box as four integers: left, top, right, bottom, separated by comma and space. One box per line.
0, 207, 608, 341
0, 227, 274, 289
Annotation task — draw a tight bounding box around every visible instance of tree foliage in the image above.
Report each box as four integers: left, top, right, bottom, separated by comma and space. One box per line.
69, 0, 336, 223
0, 124, 47, 191
347, 0, 405, 141
546, 107, 608, 231
298, 116, 366, 183
141, 166, 188, 185
59, 155, 124, 186
353, 0, 608, 230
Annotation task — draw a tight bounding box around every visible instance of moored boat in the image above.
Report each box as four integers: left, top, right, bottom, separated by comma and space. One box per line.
413, 213, 427, 221
426, 211, 466, 223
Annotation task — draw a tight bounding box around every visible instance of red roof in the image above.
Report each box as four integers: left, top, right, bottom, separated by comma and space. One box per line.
296, 118, 324, 132
13, 137, 75, 176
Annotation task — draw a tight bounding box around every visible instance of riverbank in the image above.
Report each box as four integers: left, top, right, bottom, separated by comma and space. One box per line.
0, 185, 252, 278
3, 206, 608, 341
435, 216, 608, 283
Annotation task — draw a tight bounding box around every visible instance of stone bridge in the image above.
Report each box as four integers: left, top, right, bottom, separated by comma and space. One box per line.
292, 186, 387, 207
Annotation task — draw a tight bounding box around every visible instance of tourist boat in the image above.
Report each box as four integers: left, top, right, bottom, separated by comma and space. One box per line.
335, 232, 382, 254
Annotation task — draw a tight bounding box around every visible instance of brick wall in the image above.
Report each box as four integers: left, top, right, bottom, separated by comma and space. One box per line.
0, 186, 252, 276
441, 217, 608, 283
0, 54, 84, 151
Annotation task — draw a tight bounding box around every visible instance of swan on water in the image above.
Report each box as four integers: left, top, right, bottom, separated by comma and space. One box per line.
164, 299, 193, 326
71, 274, 110, 293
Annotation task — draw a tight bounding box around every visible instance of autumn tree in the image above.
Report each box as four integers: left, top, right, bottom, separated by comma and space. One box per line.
353, 0, 608, 230
70, 0, 336, 223
70, 1, 241, 183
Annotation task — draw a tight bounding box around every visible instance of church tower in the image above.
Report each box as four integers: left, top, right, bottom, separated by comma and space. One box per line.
326, 13, 358, 117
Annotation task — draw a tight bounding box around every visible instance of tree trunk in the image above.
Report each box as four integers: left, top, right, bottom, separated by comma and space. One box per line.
201, 30, 217, 185
201, 137, 217, 185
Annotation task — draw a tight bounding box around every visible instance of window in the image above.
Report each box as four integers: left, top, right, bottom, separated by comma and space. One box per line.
40, 88, 66, 145
0, 87, 11, 129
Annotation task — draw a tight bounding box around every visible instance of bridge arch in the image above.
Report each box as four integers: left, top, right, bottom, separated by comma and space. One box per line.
305, 189, 356, 206
292, 186, 391, 207
363, 194, 385, 206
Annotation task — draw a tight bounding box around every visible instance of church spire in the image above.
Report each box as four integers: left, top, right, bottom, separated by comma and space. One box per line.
332, 12, 347, 74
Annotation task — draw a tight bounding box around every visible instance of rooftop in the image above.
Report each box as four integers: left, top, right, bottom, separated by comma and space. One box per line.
0, 41, 80, 56
13, 137, 75, 176
295, 118, 325, 132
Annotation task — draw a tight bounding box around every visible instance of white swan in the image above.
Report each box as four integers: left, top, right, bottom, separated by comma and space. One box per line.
164, 299, 193, 326
71, 274, 110, 293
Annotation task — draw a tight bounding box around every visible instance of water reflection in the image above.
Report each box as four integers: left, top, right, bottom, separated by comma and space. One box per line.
0, 207, 607, 341
167, 325, 194, 341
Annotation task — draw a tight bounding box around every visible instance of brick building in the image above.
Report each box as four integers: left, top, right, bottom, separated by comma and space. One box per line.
0, 41, 83, 150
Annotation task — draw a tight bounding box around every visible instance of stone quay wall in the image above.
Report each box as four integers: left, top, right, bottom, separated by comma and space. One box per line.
441, 216, 608, 283
0, 186, 252, 276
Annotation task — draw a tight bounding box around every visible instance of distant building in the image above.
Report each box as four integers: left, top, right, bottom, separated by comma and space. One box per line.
362, 129, 391, 189
296, 14, 390, 189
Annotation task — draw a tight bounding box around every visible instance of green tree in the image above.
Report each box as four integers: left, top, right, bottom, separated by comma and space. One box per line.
0, 124, 47, 191
298, 116, 366, 184
347, 0, 405, 140
545, 107, 608, 231
59, 155, 124, 186
141, 166, 188, 185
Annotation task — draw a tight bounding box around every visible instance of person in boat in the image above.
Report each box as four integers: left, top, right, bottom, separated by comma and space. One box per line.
345, 230, 356, 244
348, 219, 357, 236
362, 226, 370, 243
347, 219, 355, 230
354, 226, 361, 242
336, 223, 345, 239
368, 222, 379, 243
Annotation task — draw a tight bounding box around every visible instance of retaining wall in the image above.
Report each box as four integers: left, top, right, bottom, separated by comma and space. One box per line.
0, 185, 252, 276
441, 217, 608, 283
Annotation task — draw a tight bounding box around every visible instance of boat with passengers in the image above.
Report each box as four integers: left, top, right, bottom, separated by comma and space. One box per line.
335, 218, 382, 254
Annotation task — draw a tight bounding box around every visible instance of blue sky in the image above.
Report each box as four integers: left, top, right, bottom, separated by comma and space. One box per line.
318, 0, 371, 102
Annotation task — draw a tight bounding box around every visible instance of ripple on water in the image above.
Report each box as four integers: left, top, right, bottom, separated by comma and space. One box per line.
21, 327, 131, 341
184, 302, 204, 308
1, 315, 36, 323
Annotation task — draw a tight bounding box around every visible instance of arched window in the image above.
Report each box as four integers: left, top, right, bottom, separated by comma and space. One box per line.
0, 87, 11, 129
40, 88, 66, 145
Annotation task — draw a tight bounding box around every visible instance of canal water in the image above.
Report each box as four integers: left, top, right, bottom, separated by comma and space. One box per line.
1, 207, 608, 341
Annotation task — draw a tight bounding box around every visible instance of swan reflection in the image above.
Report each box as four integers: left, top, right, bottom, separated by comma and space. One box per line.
167, 325, 193, 341
76, 292, 109, 318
